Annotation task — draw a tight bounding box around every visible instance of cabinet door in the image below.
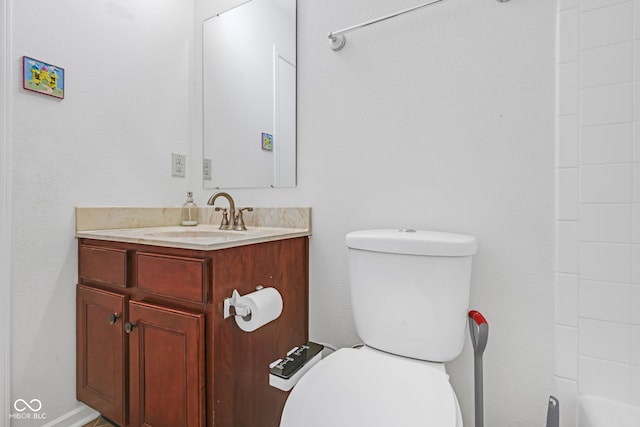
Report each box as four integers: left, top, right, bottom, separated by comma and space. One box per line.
128, 301, 205, 427
76, 284, 127, 426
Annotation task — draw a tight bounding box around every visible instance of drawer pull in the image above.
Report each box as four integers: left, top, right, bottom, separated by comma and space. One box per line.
108, 313, 120, 325
124, 322, 136, 334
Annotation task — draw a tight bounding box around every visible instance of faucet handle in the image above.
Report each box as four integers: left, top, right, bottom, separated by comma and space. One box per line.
214, 207, 230, 230
234, 207, 254, 231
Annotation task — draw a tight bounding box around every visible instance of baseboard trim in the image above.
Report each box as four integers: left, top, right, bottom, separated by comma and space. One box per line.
41, 404, 99, 427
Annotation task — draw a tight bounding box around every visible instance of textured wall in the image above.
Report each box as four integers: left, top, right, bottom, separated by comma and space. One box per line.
195, 0, 556, 425
5, 0, 556, 425
1, 0, 10, 423
8, 0, 193, 424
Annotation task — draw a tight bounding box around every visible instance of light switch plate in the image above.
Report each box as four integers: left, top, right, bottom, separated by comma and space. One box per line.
172, 152, 186, 177
203, 158, 212, 180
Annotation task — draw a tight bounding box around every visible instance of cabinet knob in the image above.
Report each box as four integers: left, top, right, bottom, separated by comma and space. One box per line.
108, 313, 120, 325
124, 322, 136, 334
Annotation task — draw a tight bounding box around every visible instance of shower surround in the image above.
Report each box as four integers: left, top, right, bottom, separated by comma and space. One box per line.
555, 0, 640, 425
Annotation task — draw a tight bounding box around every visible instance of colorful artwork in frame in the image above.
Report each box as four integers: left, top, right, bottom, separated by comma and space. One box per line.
262, 132, 273, 151
22, 56, 65, 99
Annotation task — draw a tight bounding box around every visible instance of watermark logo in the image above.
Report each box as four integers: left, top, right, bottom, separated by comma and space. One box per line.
14, 399, 42, 412
9, 398, 46, 420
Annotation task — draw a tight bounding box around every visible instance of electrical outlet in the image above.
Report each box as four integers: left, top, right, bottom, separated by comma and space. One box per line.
203, 158, 212, 180
171, 152, 186, 177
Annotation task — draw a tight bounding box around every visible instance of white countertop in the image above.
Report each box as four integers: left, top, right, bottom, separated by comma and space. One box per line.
75, 206, 312, 250
76, 224, 310, 250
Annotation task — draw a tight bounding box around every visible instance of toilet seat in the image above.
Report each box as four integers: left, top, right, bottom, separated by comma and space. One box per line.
279, 347, 463, 427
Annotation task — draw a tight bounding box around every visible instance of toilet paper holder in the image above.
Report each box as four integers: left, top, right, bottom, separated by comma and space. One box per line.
223, 286, 283, 332
224, 285, 269, 319
223, 289, 253, 320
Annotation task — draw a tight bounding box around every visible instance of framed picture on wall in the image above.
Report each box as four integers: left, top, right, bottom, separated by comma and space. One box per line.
22, 56, 65, 99
262, 132, 273, 151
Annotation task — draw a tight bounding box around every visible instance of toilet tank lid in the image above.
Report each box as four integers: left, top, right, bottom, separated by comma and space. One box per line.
345, 229, 477, 256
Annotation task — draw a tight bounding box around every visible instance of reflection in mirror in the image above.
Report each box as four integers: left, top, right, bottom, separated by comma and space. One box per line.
203, 0, 296, 189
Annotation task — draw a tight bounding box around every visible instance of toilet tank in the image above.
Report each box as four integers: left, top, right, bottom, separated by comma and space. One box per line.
345, 229, 477, 362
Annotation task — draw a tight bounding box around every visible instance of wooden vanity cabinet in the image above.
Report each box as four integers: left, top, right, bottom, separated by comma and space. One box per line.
76, 236, 309, 427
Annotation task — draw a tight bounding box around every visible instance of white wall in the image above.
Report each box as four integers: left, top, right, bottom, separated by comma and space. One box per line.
5, 0, 555, 425
1, 0, 11, 423
8, 0, 192, 424
195, 0, 556, 426
555, 0, 640, 426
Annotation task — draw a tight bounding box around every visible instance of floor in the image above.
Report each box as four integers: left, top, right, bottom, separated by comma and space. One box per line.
82, 417, 117, 427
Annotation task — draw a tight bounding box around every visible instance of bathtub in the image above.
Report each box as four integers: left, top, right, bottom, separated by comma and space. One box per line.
578, 395, 640, 427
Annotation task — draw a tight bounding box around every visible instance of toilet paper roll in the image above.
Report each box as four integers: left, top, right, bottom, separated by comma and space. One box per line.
234, 287, 283, 332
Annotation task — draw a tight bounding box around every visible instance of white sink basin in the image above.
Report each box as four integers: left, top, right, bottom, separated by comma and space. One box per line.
142, 229, 239, 239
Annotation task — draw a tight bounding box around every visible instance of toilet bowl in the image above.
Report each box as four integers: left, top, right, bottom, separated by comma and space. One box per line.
279, 229, 477, 427
279, 346, 463, 427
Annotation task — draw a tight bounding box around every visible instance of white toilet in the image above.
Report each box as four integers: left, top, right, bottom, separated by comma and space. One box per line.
279, 228, 477, 427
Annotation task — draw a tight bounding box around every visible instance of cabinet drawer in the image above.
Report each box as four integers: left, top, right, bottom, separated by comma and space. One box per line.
137, 252, 207, 304
79, 245, 128, 287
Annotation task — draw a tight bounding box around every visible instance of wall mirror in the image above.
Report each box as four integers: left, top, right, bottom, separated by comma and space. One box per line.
203, 0, 296, 189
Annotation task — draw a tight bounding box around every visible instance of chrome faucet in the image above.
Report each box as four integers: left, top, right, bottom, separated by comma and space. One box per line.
207, 192, 253, 231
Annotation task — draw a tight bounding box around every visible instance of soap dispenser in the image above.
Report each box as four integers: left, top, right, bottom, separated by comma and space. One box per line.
181, 191, 199, 226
